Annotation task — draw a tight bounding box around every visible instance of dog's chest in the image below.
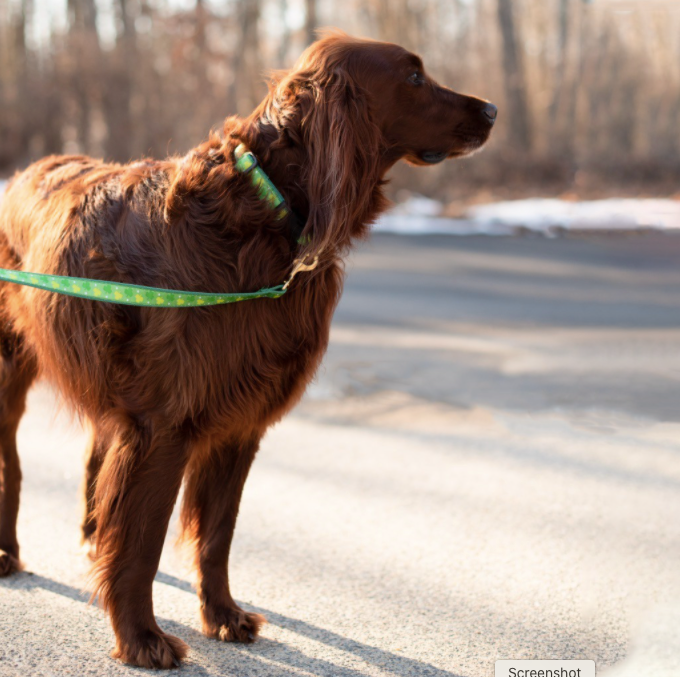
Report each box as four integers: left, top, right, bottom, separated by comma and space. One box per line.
160, 289, 336, 432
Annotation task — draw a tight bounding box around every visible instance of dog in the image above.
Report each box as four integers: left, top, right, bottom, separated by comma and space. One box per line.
0, 31, 496, 668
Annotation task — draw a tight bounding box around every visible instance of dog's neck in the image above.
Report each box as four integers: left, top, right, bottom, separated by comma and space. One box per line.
234, 119, 311, 227
229, 115, 391, 254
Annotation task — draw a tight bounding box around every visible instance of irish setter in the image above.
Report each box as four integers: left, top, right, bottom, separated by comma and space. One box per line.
0, 32, 495, 668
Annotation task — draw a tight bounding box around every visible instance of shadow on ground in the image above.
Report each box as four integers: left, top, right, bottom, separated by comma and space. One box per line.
1, 570, 464, 677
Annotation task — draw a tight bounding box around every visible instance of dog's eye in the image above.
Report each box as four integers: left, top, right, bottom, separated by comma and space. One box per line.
408, 72, 424, 86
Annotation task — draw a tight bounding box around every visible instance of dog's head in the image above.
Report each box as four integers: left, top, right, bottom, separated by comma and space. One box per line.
354, 39, 497, 166
268, 31, 496, 165
255, 31, 496, 249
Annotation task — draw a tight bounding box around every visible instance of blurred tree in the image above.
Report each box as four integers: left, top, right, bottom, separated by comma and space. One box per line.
103, 0, 136, 161
0, 0, 678, 194
370, 0, 424, 49
496, 0, 532, 150
278, 0, 292, 65
230, 0, 262, 116
549, 0, 569, 132
66, 0, 102, 152
305, 0, 316, 46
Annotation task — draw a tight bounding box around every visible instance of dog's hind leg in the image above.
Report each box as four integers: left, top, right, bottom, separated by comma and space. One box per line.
0, 329, 37, 576
180, 436, 266, 643
91, 415, 191, 668
80, 426, 110, 557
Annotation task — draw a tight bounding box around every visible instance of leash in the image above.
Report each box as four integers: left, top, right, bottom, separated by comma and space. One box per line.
0, 268, 286, 307
0, 145, 319, 307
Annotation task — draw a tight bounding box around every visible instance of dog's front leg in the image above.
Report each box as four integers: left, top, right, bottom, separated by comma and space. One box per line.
181, 436, 266, 642
92, 419, 191, 668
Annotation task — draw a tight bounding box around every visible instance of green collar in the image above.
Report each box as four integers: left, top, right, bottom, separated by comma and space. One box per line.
234, 144, 309, 246
233, 143, 289, 220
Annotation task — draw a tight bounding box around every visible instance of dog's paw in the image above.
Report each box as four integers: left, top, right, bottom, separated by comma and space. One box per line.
202, 605, 266, 643
112, 628, 188, 669
0, 549, 21, 577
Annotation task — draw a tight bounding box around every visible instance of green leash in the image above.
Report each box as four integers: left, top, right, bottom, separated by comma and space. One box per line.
0, 144, 314, 308
0, 268, 285, 307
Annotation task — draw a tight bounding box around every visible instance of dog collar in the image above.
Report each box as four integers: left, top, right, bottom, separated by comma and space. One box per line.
233, 144, 307, 244
232, 144, 318, 291
234, 144, 289, 219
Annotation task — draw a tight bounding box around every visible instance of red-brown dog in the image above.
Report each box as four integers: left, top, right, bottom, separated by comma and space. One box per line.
0, 31, 495, 668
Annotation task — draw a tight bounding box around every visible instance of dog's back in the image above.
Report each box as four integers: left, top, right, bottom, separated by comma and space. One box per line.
1, 156, 118, 263
0, 155, 172, 413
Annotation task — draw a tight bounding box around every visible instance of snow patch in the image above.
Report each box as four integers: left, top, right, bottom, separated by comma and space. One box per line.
389, 195, 443, 217
467, 198, 680, 232
376, 197, 680, 237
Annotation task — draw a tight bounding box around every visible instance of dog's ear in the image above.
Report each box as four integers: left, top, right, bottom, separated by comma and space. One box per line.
302, 68, 382, 253
275, 65, 383, 255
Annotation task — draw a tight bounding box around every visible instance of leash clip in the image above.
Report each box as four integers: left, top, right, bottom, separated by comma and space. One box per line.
282, 254, 319, 291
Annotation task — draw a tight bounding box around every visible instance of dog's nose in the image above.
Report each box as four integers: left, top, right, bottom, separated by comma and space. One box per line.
482, 103, 498, 125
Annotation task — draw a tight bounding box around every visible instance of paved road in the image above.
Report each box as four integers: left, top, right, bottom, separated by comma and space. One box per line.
1, 233, 680, 676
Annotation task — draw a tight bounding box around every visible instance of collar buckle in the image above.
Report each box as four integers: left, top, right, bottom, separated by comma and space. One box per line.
234, 145, 259, 174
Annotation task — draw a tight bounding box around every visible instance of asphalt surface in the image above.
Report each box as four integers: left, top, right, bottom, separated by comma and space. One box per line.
2, 233, 680, 676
